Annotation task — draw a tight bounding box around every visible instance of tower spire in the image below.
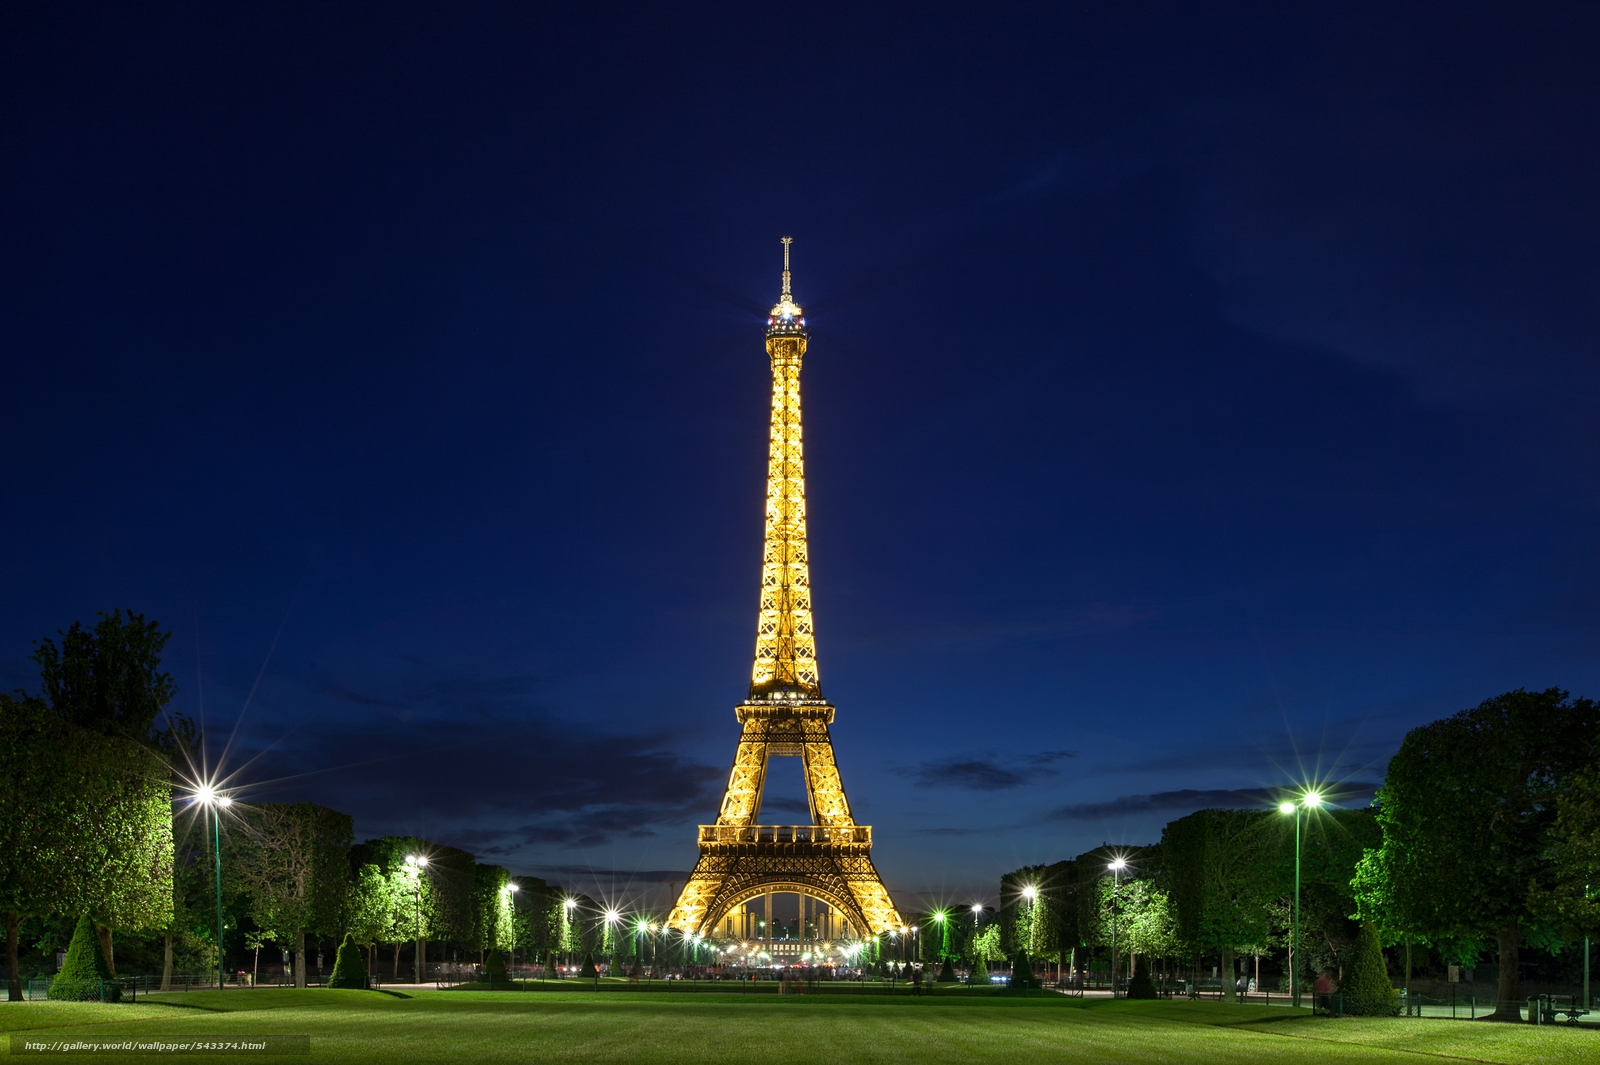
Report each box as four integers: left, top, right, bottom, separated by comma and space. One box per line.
781, 235, 792, 302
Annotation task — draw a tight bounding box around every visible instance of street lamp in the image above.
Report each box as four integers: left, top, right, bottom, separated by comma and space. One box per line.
1278, 790, 1322, 1008
403, 855, 429, 984
189, 786, 233, 990
1108, 858, 1127, 998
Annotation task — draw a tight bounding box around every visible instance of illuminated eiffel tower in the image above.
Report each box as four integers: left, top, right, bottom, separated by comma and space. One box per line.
666, 239, 902, 945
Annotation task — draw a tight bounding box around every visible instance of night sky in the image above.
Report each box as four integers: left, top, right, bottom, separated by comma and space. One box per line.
4, 4, 1598, 913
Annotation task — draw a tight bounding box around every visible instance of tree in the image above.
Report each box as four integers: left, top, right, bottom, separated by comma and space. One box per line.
31, 610, 195, 760
1, 696, 174, 998
470, 864, 515, 962
346, 862, 401, 977
233, 803, 353, 988
351, 837, 475, 980
1161, 809, 1277, 1004
1353, 689, 1600, 1021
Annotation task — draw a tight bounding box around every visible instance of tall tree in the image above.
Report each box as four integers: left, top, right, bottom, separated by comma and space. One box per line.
470, 864, 515, 962
1353, 688, 1600, 1021
31, 610, 195, 759
232, 803, 353, 988
1161, 809, 1277, 1003
0, 695, 174, 997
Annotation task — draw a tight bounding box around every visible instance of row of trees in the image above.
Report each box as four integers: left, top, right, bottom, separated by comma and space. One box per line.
996, 688, 1600, 1020
0, 610, 595, 999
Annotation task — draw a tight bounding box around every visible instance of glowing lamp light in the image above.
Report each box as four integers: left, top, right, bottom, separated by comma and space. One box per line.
1021, 885, 1037, 900
507, 883, 519, 893
972, 904, 984, 915
193, 785, 217, 806
1279, 801, 1297, 815
1108, 858, 1127, 872
1304, 791, 1323, 808
932, 912, 945, 923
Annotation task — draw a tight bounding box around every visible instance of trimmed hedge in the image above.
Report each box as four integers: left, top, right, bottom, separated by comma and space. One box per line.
328, 933, 368, 989
50, 915, 119, 1002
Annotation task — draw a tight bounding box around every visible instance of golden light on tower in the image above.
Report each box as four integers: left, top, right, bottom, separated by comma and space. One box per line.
667, 239, 902, 944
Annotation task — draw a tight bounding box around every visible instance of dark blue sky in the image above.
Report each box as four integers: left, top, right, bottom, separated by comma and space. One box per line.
4, 3, 1598, 911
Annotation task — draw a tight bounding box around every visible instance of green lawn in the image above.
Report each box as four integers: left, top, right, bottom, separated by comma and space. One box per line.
2, 988, 1595, 1063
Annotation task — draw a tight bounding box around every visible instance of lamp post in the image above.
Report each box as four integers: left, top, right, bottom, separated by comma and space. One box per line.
972, 904, 984, 981
1020, 886, 1037, 987
1278, 791, 1322, 1008
403, 855, 429, 984
563, 898, 577, 969
190, 786, 233, 990
1108, 859, 1126, 998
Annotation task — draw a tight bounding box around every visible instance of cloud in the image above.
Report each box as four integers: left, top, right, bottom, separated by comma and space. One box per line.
230, 685, 721, 850
911, 759, 1027, 791
901, 750, 1077, 791
1047, 782, 1380, 821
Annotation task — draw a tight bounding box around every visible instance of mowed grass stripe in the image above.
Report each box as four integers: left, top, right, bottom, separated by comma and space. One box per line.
2, 990, 1593, 1064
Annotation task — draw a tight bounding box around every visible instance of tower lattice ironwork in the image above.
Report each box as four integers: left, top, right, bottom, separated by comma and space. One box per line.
667, 239, 902, 941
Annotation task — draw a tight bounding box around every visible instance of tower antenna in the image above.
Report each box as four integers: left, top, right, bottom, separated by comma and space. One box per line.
781, 236, 793, 301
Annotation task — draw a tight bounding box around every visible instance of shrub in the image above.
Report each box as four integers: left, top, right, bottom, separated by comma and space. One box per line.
1010, 950, 1037, 990
579, 952, 597, 978
543, 952, 562, 979
1338, 921, 1399, 1016
483, 949, 511, 988
328, 933, 368, 989
937, 957, 957, 982
973, 955, 988, 981
50, 915, 119, 1002
1125, 955, 1158, 999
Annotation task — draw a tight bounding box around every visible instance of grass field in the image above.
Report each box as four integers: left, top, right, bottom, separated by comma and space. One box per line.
3, 988, 1596, 1062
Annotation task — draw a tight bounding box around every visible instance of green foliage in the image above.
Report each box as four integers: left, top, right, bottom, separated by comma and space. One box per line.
1352, 689, 1600, 1017
970, 924, 1005, 961
1337, 921, 1398, 1016
233, 803, 353, 946
1161, 809, 1277, 957
543, 951, 562, 979
999, 862, 1074, 958
346, 864, 399, 948
329, 933, 368, 989
972, 955, 988, 981
1089, 875, 1176, 958
580, 952, 597, 978
1125, 955, 1158, 999
0, 696, 175, 933
30, 610, 195, 757
1354, 689, 1599, 943
50, 915, 118, 1001
470, 864, 516, 954
1528, 763, 1600, 937
936, 957, 956, 982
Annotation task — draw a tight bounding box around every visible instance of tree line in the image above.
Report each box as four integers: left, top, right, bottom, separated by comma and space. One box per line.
996, 688, 1600, 1020
0, 611, 595, 999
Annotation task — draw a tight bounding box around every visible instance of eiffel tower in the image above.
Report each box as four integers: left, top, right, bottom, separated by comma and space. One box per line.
666, 239, 902, 945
